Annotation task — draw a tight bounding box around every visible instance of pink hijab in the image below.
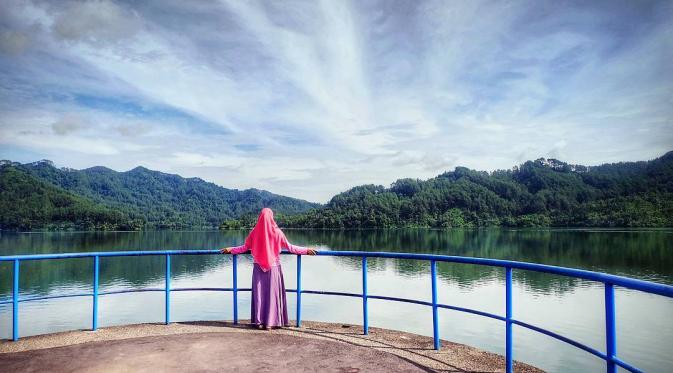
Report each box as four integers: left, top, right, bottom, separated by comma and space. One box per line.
245, 208, 287, 272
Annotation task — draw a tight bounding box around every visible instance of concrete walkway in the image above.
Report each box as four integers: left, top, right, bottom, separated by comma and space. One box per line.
0, 321, 544, 372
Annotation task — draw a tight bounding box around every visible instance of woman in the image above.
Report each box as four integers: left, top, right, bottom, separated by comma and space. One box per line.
220, 208, 316, 329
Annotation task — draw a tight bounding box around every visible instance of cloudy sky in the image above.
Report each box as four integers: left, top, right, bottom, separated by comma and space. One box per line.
1, 0, 671, 202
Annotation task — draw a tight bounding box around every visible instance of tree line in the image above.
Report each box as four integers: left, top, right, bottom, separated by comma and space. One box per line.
2, 151, 671, 231
0, 160, 317, 230
223, 151, 673, 229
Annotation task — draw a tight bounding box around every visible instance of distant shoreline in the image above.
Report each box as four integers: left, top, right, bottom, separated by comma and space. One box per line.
2, 226, 672, 234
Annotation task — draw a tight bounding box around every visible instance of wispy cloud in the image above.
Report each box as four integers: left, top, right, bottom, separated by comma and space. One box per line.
0, 0, 671, 202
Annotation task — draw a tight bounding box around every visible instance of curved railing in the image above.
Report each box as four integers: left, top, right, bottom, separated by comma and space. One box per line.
2, 250, 673, 373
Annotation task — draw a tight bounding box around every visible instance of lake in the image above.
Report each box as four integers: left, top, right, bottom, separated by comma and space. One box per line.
1, 229, 672, 372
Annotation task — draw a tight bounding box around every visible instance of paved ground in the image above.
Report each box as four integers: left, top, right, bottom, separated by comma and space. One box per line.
0, 321, 544, 372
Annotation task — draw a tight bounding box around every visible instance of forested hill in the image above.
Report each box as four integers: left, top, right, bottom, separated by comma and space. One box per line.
1, 166, 132, 230
0, 160, 319, 230
3, 152, 672, 231
273, 151, 673, 228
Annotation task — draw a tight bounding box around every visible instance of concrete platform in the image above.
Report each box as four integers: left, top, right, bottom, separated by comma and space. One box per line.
0, 321, 544, 372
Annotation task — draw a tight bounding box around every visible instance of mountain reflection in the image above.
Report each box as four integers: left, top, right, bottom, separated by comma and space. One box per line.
0, 229, 671, 298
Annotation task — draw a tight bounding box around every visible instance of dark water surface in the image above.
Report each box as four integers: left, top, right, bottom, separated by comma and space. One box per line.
0, 229, 671, 372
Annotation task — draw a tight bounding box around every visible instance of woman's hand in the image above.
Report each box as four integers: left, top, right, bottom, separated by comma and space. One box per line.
306, 249, 317, 255
220, 247, 233, 254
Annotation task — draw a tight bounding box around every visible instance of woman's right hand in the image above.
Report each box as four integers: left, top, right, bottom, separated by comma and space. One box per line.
220, 247, 233, 254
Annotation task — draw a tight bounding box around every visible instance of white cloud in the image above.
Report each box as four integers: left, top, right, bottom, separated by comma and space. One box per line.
0, 0, 671, 202
0, 30, 29, 54
52, 0, 142, 43
2, 131, 120, 155
167, 152, 244, 169
51, 113, 86, 135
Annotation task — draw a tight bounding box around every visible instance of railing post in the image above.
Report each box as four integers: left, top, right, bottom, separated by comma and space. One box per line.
233, 254, 238, 324
605, 283, 616, 373
506, 267, 513, 373
362, 256, 368, 335
165, 254, 171, 325
296, 255, 302, 327
431, 260, 439, 350
92, 255, 99, 331
12, 259, 19, 341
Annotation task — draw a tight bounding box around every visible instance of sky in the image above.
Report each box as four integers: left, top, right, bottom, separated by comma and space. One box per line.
0, 0, 672, 203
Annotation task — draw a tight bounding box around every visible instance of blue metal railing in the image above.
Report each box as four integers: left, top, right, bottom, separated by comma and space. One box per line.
2, 250, 673, 373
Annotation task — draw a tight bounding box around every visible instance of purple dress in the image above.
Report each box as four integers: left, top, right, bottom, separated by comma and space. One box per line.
230, 242, 308, 327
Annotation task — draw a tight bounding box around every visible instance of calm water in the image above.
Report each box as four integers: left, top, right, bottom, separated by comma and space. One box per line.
0, 229, 672, 372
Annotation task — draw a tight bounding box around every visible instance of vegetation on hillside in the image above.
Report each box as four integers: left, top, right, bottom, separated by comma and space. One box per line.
2, 151, 671, 231
224, 151, 673, 229
0, 160, 318, 230
0, 166, 143, 230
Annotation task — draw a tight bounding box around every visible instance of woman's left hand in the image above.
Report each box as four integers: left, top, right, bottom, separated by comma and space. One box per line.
306, 249, 317, 255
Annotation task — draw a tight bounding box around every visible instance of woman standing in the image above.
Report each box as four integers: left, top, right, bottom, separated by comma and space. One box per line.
220, 208, 316, 329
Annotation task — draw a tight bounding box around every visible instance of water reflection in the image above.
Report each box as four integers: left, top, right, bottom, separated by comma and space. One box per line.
291, 229, 673, 281
1, 229, 670, 299
0, 229, 671, 373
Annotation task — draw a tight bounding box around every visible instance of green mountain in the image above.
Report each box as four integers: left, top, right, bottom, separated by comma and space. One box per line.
3, 152, 672, 230
0, 165, 136, 230
273, 151, 673, 228
0, 160, 319, 230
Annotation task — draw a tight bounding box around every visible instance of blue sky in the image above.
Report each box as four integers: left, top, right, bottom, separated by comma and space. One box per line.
0, 0, 671, 202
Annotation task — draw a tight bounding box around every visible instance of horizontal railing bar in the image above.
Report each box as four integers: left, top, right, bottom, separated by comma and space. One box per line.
0, 288, 255, 304
437, 304, 507, 322
313, 252, 673, 298
1, 293, 94, 304
282, 291, 507, 322
511, 319, 606, 360
98, 288, 254, 296
18, 293, 92, 302
368, 294, 433, 307
0, 289, 512, 326
0, 250, 222, 261
99, 288, 164, 296
613, 356, 643, 373
2, 250, 672, 297
171, 287, 234, 292
298, 290, 363, 298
